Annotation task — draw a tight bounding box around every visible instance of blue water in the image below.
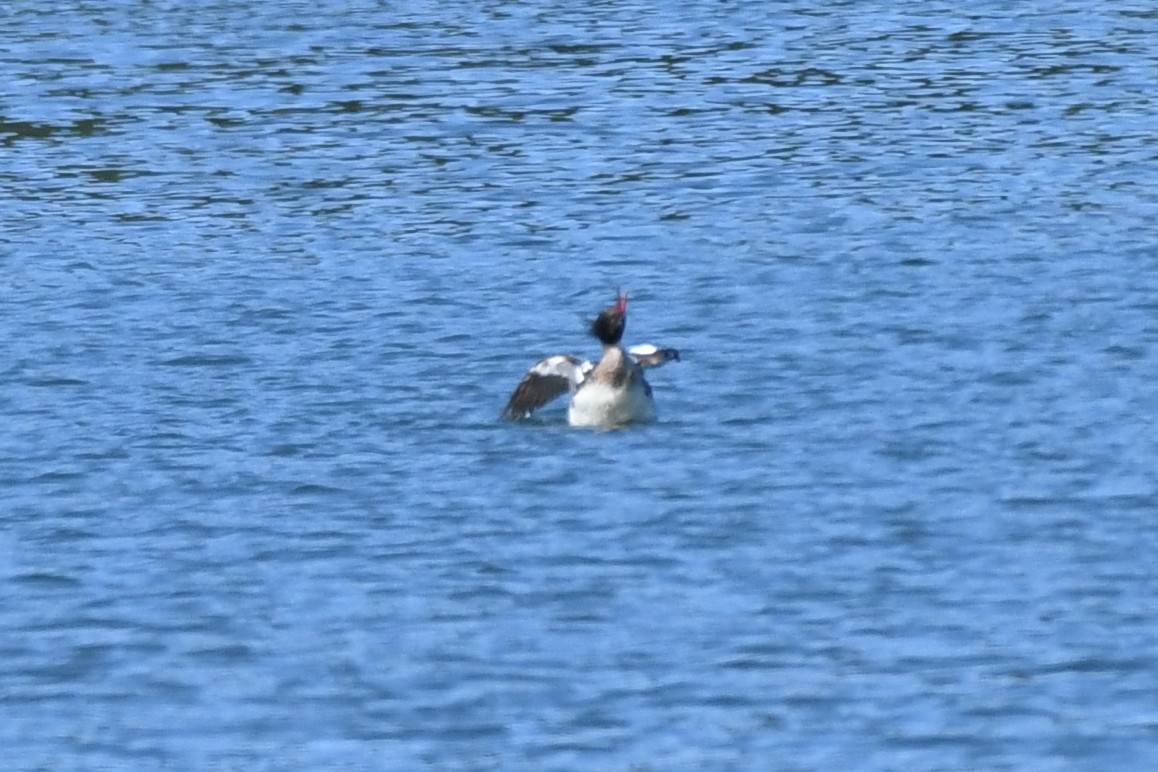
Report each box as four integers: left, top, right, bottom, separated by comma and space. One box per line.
4, 2, 1158, 769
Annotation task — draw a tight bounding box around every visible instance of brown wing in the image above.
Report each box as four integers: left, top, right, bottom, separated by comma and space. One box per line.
501, 355, 588, 420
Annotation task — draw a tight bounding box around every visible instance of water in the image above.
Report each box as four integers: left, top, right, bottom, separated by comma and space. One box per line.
4, 1, 1158, 769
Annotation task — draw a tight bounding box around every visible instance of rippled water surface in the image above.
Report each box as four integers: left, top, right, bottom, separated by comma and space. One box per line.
5, 1, 1158, 769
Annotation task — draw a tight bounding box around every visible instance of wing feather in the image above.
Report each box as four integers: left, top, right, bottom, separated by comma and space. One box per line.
501, 355, 589, 419
627, 344, 680, 369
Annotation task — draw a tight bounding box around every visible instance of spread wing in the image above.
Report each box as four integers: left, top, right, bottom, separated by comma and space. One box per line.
501, 355, 592, 420
627, 344, 680, 369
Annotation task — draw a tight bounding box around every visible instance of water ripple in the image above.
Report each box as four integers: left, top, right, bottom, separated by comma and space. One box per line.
4, 1, 1158, 769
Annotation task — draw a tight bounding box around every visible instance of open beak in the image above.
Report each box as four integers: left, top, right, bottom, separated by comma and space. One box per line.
615, 288, 628, 314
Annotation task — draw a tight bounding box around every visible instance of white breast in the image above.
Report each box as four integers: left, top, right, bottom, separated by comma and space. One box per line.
568, 378, 656, 428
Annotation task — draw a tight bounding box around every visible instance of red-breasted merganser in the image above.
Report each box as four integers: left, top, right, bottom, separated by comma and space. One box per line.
501, 290, 680, 427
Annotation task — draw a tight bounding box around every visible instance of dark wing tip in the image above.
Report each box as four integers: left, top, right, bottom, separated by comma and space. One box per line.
501, 357, 581, 420
629, 345, 681, 368
501, 375, 568, 419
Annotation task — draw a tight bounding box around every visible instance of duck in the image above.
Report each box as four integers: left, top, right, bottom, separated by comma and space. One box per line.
501, 289, 679, 427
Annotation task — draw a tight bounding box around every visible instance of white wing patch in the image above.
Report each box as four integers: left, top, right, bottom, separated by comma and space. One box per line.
532, 354, 590, 386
